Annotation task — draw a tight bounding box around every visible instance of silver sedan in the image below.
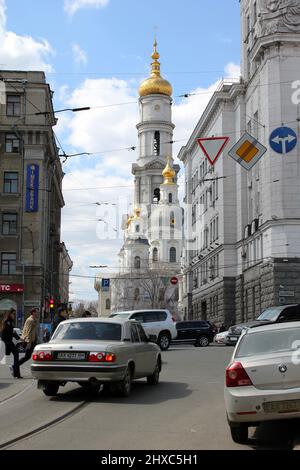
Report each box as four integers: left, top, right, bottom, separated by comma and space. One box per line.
31, 318, 162, 397
225, 322, 300, 444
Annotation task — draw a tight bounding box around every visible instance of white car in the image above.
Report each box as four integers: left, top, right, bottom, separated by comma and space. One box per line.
31, 318, 161, 397
110, 310, 177, 350
224, 322, 300, 444
214, 331, 229, 344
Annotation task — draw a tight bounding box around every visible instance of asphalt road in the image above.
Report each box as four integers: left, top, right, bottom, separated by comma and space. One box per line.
0, 344, 299, 450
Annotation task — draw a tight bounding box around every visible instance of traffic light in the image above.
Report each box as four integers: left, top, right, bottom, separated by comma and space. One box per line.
50, 297, 54, 309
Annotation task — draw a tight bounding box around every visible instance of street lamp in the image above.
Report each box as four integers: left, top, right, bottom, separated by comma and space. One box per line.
35, 107, 91, 115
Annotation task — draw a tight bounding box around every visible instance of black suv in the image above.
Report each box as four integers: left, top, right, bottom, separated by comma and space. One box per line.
227, 304, 300, 346
173, 321, 216, 347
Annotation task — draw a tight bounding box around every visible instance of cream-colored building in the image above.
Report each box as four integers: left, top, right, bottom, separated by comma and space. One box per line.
0, 71, 70, 325
180, 0, 300, 326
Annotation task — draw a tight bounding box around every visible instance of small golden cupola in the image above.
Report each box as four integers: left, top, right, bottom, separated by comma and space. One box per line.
162, 157, 176, 185
138, 38, 173, 97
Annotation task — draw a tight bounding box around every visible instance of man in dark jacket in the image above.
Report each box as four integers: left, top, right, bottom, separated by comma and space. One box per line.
52, 307, 68, 332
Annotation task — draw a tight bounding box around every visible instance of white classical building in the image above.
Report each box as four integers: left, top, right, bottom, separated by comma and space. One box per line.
96, 40, 183, 317
180, 0, 300, 326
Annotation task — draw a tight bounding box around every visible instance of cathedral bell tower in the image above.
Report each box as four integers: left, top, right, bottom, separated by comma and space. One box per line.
132, 39, 179, 211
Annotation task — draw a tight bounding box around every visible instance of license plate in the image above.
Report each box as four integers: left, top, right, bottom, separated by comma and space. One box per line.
229, 337, 238, 342
56, 352, 86, 361
263, 400, 300, 414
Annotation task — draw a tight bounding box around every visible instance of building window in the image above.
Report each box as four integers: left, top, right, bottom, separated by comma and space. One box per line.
153, 131, 160, 156
134, 256, 141, 269
153, 188, 160, 204
3, 172, 18, 193
6, 95, 21, 117
5, 133, 20, 153
253, 2, 257, 24
135, 225, 140, 233
2, 213, 17, 235
1, 252, 16, 274
134, 288, 140, 301
169, 247, 176, 263
105, 299, 111, 310
170, 211, 175, 228
159, 288, 164, 302
152, 248, 158, 262
168, 193, 172, 203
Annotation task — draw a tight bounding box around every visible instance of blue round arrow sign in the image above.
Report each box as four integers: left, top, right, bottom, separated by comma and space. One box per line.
269, 127, 297, 154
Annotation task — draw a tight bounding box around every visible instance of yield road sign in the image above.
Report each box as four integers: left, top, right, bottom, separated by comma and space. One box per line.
269, 127, 297, 154
228, 132, 267, 170
197, 136, 229, 166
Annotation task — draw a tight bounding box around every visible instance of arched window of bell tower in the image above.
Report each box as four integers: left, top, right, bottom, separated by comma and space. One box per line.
153, 187, 160, 204
153, 131, 160, 156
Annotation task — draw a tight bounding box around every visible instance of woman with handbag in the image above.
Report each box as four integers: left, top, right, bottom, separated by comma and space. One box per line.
0, 308, 22, 378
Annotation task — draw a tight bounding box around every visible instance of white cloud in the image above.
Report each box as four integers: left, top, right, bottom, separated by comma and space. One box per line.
58, 63, 240, 300
0, 0, 54, 71
64, 0, 110, 16
72, 44, 88, 66
225, 62, 241, 79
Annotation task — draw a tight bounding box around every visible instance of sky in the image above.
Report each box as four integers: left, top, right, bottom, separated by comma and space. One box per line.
1, 0, 241, 302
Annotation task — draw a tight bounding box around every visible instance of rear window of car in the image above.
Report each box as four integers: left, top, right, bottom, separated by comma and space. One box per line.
257, 306, 286, 322
143, 311, 167, 322
52, 322, 122, 341
235, 327, 300, 358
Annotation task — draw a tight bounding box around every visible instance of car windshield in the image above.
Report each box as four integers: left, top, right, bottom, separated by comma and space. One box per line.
51, 322, 122, 341
111, 313, 131, 319
235, 327, 300, 358
256, 306, 285, 322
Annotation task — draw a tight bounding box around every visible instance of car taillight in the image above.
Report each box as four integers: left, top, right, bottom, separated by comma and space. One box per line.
88, 352, 116, 363
226, 362, 253, 387
32, 351, 53, 361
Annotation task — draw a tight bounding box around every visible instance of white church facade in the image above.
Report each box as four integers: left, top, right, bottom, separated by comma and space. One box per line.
96, 40, 183, 317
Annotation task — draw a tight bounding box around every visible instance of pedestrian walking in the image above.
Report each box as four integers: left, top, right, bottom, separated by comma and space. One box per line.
18, 308, 39, 370
43, 328, 50, 343
82, 310, 92, 318
0, 308, 21, 378
52, 306, 68, 332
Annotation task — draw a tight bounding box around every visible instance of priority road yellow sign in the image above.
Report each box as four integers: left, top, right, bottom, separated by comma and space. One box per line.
228, 132, 267, 170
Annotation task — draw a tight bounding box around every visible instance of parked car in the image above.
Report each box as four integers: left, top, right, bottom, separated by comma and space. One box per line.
31, 318, 161, 398
214, 330, 229, 344
172, 321, 215, 347
13, 328, 25, 353
226, 304, 300, 346
225, 321, 300, 444
110, 310, 177, 350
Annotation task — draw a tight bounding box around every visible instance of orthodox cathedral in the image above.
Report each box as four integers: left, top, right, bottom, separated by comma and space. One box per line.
109, 39, 183, 316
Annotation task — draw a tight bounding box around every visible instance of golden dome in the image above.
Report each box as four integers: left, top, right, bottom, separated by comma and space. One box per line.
133, 207, 141, 219
162, 157, 175, 185
138, 39, 172, 97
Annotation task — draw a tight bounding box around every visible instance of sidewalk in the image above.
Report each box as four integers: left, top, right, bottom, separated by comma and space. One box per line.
0, 359, 33, 403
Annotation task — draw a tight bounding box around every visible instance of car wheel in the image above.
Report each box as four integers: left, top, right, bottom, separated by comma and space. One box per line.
230, 424, 248, 444
42, 383, 59, 397
147, 360, 161, 385
158, 333, 171, 351
196, 336, 209, 347
118, 368, 132, 397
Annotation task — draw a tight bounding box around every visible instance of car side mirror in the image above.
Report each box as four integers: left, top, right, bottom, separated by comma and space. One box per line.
148, 334, 157, 343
